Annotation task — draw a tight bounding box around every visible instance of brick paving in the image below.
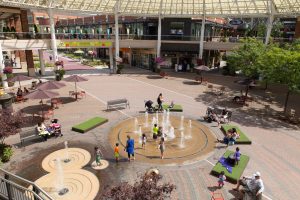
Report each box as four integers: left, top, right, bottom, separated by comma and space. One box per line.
2, 65, 300, 200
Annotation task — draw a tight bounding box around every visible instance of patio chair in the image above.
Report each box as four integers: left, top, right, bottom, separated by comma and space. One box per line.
79, 91, 86, 98
207, 84, 215, 93
211, 192, 224, 200
217, 86, 226, 96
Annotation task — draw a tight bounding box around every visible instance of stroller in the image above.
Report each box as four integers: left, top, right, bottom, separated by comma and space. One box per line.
145, 100, 155, 112
204, 107, 216, 123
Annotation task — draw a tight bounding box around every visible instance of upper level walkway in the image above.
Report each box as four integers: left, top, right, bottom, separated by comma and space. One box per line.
0, 32, 294, 51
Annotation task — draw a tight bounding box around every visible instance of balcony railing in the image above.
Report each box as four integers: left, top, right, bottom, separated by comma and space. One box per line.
0, 32, 296, 43
0, 168, 54, 200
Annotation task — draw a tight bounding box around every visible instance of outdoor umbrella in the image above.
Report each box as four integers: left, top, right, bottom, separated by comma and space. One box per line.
24, 89, 59, 115
194, 65, 210, 83
235, 79, 257, 97
8, 75, 32, 88
63, 75, 88, 99
37, 81, 66, 90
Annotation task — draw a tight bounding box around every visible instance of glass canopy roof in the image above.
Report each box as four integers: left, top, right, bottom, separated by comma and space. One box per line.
1, 0, 300, 17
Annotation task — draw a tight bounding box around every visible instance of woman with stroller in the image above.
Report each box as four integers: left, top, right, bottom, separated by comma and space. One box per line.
157, 93, 164, 112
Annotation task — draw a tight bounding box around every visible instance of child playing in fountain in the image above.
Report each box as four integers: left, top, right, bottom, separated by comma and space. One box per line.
218, 171, 226, 188
94, 147, 102, 166
114, 143, 120, 163
153, 124, 158, 139
142, 133, 147, 149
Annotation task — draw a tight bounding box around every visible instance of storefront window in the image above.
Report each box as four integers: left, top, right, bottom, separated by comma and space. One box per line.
170, 22, 184, 35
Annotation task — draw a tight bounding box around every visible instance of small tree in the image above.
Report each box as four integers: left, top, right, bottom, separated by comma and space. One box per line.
0, 110, 25, 144
258, 46, 300, 113
227, 38, 266, 79
102, 170, 175, 200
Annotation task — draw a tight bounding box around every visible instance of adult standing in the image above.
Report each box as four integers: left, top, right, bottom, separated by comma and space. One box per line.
234, 172, 264, 200
157, 93, 164, 112
125, 135, 135, 161
158, 137, 165, 159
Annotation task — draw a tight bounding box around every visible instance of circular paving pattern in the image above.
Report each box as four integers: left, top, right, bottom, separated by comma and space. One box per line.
91, 160, 110, 170
109, 114, 216, 165
34, 169, 99, 200
42, 148, 91, 172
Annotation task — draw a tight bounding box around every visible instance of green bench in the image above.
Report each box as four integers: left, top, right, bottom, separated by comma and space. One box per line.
221, 124, 252, 144
72, 117, 108, 133
155, 104, 183, 112
211, 150, 250, 183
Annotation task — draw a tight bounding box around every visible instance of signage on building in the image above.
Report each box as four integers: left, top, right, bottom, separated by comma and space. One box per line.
57, 41, 112, 48
229, 19, 244, 25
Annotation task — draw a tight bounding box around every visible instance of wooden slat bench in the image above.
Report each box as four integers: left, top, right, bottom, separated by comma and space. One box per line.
107, 98, 130, 110
19, 128, 41, 145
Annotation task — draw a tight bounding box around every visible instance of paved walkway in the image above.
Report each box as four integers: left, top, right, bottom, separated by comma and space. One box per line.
3, 65, 300, 200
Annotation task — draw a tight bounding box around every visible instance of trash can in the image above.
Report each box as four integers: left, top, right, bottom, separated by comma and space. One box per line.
55, 73, 61, 81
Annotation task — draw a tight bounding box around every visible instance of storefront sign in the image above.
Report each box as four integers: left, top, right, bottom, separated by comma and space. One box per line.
229, 19, 244, 25
58, 41, 112, 48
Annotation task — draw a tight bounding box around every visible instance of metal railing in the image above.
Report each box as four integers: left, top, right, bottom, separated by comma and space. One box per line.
0, 168, 54, 200
0, 32, 296, 43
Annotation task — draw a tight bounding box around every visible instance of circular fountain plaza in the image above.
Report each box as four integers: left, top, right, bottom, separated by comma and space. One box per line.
109, 110, 216, 164
32, 111, 216, 199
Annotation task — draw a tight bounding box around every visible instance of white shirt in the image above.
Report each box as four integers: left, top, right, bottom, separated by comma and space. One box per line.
246, 176, 264, 194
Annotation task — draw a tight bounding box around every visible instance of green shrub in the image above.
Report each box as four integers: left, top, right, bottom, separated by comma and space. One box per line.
45, 62, 54, 68
33, 57, 39, 61
0, 145, 13, 162
34, 62, 40, 68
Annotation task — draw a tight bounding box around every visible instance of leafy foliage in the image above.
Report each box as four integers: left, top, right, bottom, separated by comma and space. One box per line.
102, 170, 175, 200
0, 110, 26, 144
226, 38, 266, 78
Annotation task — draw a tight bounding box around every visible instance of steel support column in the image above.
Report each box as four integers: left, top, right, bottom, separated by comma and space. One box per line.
48, 8, 58, 69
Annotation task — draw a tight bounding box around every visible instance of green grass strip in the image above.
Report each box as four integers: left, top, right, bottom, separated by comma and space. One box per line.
221, 124, 252, 144
72, 117, 108, 133
211, 150, 250, 183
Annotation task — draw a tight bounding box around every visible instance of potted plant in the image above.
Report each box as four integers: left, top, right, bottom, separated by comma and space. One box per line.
3, 67, 14, 87
1, 145, 13, 162
154, 57, 164, 73
116, 64, 124, 74
55, 69, 65, 81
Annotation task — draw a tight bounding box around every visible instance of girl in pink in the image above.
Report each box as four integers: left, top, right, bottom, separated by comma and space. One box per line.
218, 171, 226, 188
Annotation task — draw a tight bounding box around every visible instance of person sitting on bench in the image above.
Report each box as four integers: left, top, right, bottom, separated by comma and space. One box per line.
37, 122, 51, 141
168, 101, 175, 108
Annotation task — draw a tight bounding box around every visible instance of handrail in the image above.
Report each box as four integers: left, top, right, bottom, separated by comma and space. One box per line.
0, 177, 44, 200
0, 32, 296, 43
0, 168, 54, 200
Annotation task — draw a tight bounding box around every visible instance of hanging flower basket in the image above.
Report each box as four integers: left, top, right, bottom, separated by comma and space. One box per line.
3, 67, 13, 74
154, 57, 164, 64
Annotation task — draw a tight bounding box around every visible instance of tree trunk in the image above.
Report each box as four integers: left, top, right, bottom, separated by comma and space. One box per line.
245, 85, 249, 97
284, 90, 290, 113
264, 80, 268, 90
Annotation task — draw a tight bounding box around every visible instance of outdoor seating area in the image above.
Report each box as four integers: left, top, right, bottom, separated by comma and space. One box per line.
72, 117, 108, 133
211, 150, 250, 183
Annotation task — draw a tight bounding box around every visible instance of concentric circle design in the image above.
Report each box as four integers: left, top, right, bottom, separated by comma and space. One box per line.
91, 160, 109, 170
34, 169, 99, 200
109, 115, 216, 165
42, 148, 91, 172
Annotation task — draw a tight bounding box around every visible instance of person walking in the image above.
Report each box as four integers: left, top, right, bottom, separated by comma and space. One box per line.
94, 146, 102, 166
218, 171, 226, 188
158, 137, 165, 159
114, 143, 120, 163
157, 93, 164, 112
125, 135, 135, 161
142, 133, 147, 149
